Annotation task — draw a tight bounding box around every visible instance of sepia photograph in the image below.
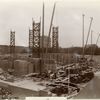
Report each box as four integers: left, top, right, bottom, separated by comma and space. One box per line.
0, 0, 100, 99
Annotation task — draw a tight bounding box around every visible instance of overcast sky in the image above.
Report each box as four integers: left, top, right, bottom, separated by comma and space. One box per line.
0, 0, 100, 47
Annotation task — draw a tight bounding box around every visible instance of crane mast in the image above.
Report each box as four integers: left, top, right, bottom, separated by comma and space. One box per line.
46, 3, 56, 54
84, 17, 93, 52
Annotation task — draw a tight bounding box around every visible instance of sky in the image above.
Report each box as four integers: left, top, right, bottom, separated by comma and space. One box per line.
0, 0, 100, 47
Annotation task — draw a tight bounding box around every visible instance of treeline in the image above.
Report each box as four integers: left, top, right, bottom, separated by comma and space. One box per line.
59, 45, 100, 55
0, 44, 100, 55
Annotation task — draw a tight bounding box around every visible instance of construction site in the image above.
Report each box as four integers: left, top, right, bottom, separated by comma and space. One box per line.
0, 0, 100, 100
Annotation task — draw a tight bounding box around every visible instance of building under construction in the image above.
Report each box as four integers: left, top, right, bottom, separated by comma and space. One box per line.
0, 1, 99, 99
